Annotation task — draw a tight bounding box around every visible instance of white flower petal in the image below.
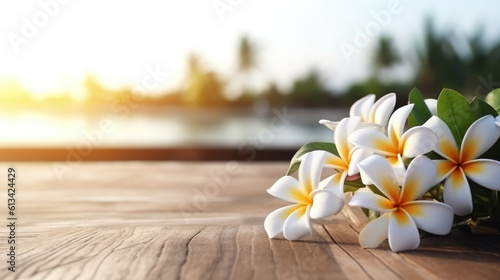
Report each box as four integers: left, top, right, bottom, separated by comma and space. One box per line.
299, 151, 327, 193
390, 154, 406, 187
461, 115, 500, 162
400, 155, 437, 203
335, 117, 362, 161
349, 128, 398, 156
358, 213, 390, 248
321, 172, 347, 200
443, 168, 473, 215
309, 189, 344, 219
424, 98, 437, 116
323, 152, 347, 170
360, 175, 373, 186
388, 209, 420, 252
423, 116, 460, 162
350, 94, 375, 122
434, 159, 457, 184
463, 159, 500, 191
358, 155, 400, 203
346, 116, 363, 135
387, 104, 414, 147
349, 191, 395, 213
347, 148, 373, 176
264, 204, 302, 238
283, 205, 312, 240
399, 126, 438, 158
267, 176, 310, 205
359, 122, 383, 130
369, 92, 396, 127
319, 119, 339, 131
403, 201, 454, 235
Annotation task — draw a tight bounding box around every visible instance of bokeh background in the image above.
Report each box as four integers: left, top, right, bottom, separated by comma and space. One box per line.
1, 0, 499, 161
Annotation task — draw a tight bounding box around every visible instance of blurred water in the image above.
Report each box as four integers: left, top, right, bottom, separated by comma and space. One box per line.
0, 107, 348, 149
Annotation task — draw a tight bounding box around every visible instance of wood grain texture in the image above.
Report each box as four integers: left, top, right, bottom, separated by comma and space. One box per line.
0, 161, 498, 279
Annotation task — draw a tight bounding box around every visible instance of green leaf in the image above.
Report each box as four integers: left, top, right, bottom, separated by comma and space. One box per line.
344, 180, 365, 192
408, 87, 433, 127
470, 97, 498, 117
485, 88, 500, 114
286, 142, 338, 175
437, 88, 479, 146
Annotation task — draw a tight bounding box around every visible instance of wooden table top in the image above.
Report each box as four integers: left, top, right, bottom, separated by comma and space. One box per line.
1, 161, 499, 280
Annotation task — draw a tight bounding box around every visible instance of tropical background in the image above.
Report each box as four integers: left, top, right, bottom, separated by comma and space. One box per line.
0, 0, 499, 160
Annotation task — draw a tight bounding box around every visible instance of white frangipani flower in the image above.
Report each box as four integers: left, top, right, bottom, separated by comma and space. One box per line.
349, 155, 454, 252
264, 151, 344, 240
424, 98, 438, 116
349, 104, 438, 183
320, 93, 396, 131
320, 117, 372, 199
423, 115, 500, 215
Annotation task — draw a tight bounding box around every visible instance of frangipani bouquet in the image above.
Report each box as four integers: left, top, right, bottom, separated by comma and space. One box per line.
264, 88, 500, 252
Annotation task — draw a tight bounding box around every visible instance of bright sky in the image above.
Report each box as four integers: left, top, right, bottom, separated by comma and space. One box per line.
0, 0, 499, 99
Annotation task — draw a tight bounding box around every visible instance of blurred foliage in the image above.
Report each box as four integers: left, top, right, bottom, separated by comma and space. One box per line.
346, 18, 500, 107
373, 36, 401, 70
238, 36, 257, 74
285, 70, 339, 107
2, 19, 500, 109
184, 54, 225, 107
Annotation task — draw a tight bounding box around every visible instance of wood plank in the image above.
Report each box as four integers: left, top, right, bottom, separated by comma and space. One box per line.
316, 225, 371, 280
324, 223, 401, 280
342, 218, 440, 280
3, 225, 207, 280
248, 225, 277, 280
268, 225, 346, 280
0, 161, 498, 279
398, 229, 500, 279
3, 224, 353, 280
229, 225, 258, 279
340, 209, 500, 280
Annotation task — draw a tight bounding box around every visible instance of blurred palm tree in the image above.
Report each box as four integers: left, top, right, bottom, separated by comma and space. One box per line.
85, 74, 113, 104
371, 36, 402, 89
188, 53, 202, 79
412, 19, 500, 97
234, 36, 258, 97
464, 28, 500, 97
238, 35, 257, 74
373, 36, 401, 70
184, 53, 202, 105
287, 69, 332, 106
413, 19, 468, 97
334, 17, 500, 106
184, 53, 225, 107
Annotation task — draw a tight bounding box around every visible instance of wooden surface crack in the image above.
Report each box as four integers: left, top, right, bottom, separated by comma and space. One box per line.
267, 233, 280, 280
144, 240, 166, 280
177, 227, 205, 280
88, 227, 135, 280
322, 224, 374, 280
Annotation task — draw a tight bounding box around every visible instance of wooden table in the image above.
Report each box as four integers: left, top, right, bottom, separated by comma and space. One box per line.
1, 161, 499, 279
